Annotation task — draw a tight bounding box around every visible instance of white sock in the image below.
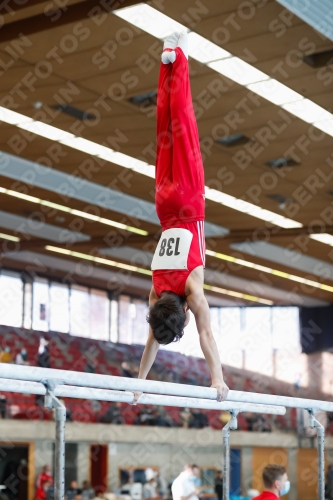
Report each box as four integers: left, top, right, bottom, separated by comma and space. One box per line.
161, 31, 180, 64
163, 31, 180, 51
177, 31, 188, 59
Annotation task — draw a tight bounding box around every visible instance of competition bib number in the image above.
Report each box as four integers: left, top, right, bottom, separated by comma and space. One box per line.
151, 228, 193, 271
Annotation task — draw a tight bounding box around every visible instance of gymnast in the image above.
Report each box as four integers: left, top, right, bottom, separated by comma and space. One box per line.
133, 32, 229, 403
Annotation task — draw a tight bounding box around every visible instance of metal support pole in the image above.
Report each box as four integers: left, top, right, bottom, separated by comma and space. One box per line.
308, 410, 325, 500
222, 422, 230, 500
222, 412, 238, 500
43, 380, 66, 500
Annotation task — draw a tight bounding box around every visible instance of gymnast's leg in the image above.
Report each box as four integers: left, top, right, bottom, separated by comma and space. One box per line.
155, 47, 172, 190
169, 33, 205, 218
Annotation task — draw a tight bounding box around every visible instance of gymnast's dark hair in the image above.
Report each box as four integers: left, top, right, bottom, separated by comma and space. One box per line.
147, 292, 186, 345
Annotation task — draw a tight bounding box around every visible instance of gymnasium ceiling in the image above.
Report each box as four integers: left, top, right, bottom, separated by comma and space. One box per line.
1, 0, 333, 306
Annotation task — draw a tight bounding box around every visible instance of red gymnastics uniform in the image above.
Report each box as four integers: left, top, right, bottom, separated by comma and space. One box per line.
151, 47, 206, 298
253, 492, 279, 500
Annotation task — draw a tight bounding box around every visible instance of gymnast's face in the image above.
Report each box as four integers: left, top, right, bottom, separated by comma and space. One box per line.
184, 304, 190, 327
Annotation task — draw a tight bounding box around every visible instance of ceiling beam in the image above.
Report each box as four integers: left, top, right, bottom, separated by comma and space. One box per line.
2, 223, 333, 252
213, 225, 333, 241
1, 0, 146, 42
62, 233, 154, 250
13, 238, 50, 251
2, 0, 48, 14
0, 233, 154, 253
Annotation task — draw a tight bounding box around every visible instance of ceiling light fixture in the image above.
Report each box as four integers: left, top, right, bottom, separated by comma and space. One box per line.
310, 233, 333, 246
0, 232, 20, 242
52, 104, 96, 121
114, 2, 186, 39
114, 4, 333, 137
203, 283, 273, 305
313, 119, 333, 135
282, 99, 332, 123
217, 133, 250, 147
45, 245, 153, 275
187, 31, 231, 63
0, 186, 148, 235
266, 157, 299, 169
208, 57, 269, 86
59, 136, 109, 155
206, 249, 333, 293
0, 107, 33, 125
17, 121, 75, 142
303, 48, 333, 68
247, 79, 303, 106
205, 187, 301, 228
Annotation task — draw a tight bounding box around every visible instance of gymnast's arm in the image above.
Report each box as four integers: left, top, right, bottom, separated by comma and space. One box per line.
186, 280, 229, 402
131, 287, 160, 404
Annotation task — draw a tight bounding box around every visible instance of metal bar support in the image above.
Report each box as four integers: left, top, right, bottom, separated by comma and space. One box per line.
308, 409, 325, 500
43, 380, 66, 500
222, 411, 238, 500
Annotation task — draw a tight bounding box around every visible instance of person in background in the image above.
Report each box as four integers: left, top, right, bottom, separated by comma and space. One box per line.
3, 457, 20, 500
100, 402, 124, 424
151, 406, 175, 427
253, 464, 290, 499
189, 466, 202, 489
172, 464, 199, 500
36, 338, 51, 405
0, 394, 7, 419
66, 480, 79, 500
37, 338, 50, 368
36, 480, 51, 500
120, 479, 132, 495
36, 465, 53, 490
46, 482, 54, 500
179, 408, 193, 428
244, 412, 257, 432
0, 346, 12, 363
81, 481, 95, 500
85, 359, 97, 374
134, 406, 154, 426
156, 472, 168, 499
219, 411, 231, 428
326, 464, 333, 500
143, 478, 158, 499
121, 361, 138, 378
15, 347, 29, 365
189, 410, 209, 429
214, 471, 223, 500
